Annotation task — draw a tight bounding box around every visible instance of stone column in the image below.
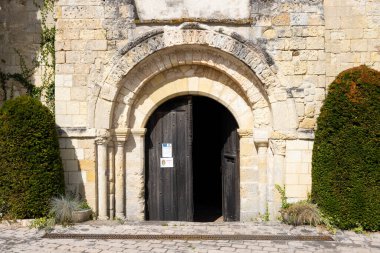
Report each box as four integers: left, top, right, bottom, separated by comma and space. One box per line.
114, 129, 129, 219
269, 139, 286, 217
96, 133, 110, 220
108, 145, 115, 220
256, 142, 268, 216
253, 129, 269, 218
126, 128, 146, 221
237, 129, 258, 221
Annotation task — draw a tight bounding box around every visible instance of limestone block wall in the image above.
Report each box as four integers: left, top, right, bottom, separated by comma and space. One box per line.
5, 0, 379, 220
250, 1, 324, 205
251, 0, 326, 130
58, 132, 97, 210
324, 0, 380, 85
52, 0, 325, 218
54, 0, 135, 215
0, 0, 42, 104
285, 140, 313, 202
51, 0, 378, 219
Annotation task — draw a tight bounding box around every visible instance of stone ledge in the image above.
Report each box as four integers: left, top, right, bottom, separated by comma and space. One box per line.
58, 127, 97, 138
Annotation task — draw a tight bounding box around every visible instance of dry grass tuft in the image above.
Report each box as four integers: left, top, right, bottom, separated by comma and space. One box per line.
281, 201, 321, 226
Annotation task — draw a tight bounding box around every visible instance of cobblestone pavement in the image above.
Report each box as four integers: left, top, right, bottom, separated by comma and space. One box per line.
0, 221, 379, 253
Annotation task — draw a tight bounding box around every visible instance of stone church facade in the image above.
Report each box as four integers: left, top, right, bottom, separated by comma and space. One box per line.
1, 0, 379, 221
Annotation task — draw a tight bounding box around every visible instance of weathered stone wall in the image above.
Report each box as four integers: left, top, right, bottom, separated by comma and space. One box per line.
54, 0, 135, 215
0, 0, 42, 104
53, 0, 327, 219
35, 0, 380, 219
249, 1, 325, 203
134, 0, 251, 21
324, 0, 380, 85
252, 0, 325, 128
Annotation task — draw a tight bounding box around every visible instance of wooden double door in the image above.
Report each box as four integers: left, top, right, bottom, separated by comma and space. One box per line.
145, 96, 240, 221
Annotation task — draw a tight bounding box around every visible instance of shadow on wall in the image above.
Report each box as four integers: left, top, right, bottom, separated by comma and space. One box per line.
59, 137, 88, 208
0, 0, 42, 105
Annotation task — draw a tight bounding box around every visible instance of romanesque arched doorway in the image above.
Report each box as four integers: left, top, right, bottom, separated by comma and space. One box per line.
92, 26, 296, 221
144, 95, 239, 222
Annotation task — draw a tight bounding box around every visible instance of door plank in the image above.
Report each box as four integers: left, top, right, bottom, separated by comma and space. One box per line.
145, 96, 193, 221
221, 113, 240, 221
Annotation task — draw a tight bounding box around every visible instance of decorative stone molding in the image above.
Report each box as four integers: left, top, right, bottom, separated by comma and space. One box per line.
237, 128, 254, 138
131, 128, 147, 136
269, 139, 286, 156
111, 46, 267, 107
106, 27, 279, 90
90, 26, 300, 136
91, 26, 293, 130
113, 128, 130, 142
95, 129, 111, 144
57, 127, 97, 138
255, 142, 269, 149
125, 68, 257, 130
270, 131, 298, 140
95, 137, 109, 145
253, 128, 269, 148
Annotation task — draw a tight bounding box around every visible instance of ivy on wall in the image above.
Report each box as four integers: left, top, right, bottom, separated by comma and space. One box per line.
35, 0, 55, 111
0, 0, 55, 111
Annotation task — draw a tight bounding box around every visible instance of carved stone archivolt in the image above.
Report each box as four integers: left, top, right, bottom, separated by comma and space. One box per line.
104, 27, 280, 91
91, 25, 288, 130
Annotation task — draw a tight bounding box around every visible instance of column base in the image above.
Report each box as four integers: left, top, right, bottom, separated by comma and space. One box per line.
97, 215, 109, 221
115, 213, 125, 219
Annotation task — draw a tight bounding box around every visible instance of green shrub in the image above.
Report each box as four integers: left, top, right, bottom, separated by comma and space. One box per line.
0, 96, 64, 218
29, 216, 55, 230
312, 65, 380, 231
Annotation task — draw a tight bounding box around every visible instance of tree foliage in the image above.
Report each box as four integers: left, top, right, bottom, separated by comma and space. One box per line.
0, 96, 64, 218
312, 65, 380, 231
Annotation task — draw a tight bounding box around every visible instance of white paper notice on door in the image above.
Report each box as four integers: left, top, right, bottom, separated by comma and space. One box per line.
162, 143, 172, 158
160, 158, 174, 168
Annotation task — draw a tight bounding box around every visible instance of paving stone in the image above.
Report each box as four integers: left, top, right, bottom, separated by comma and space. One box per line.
0, 221, 379, 252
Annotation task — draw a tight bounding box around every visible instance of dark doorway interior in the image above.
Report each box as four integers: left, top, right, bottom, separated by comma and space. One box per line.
145, 95, 239, 222
193, 96, 229, 222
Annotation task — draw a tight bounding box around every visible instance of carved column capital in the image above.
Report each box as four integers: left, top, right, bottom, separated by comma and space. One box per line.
95, 137, 110, 145
131, 128, 147, 137
113, 128, 130, 144
95, 129, 111, 145
269, 139, 286, 156
255, 141, 269, 148
237, 128, 253, 138
253, 128, 269, 148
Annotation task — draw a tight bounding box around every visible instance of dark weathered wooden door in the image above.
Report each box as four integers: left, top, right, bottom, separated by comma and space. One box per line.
145, 96, 193, 221
221, 113, 240, 221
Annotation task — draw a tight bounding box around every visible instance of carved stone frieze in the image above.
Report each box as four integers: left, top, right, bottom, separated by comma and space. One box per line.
106, 27, 278, 92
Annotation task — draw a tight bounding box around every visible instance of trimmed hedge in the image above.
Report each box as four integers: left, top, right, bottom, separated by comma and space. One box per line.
312, 65, 380, 231
0, 96, 64, 218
